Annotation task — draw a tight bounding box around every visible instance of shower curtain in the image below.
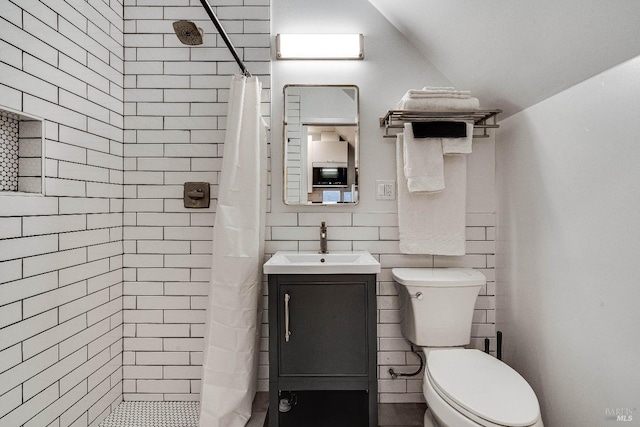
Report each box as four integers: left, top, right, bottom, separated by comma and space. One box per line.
199, 74, 267, 427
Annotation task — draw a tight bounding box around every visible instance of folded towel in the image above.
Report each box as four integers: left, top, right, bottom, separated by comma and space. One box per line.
405, 93, 472, 99
412, 121, 467, 138
407, 89, 471, 98
423, 86, 456, 91
397, 86, 479, 111
396, 134, 467, 255
442, 122, 474, 154
403, 123, 444, 193
397, 97, 480, 111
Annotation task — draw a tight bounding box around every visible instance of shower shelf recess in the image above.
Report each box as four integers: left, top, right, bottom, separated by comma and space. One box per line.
380, 109, 502, 138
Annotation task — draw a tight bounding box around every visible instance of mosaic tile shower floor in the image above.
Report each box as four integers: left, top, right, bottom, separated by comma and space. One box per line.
99, 402, 200, 427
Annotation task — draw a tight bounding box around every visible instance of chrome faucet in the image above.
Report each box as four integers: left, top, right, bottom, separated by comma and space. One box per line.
319, 221, 328, 254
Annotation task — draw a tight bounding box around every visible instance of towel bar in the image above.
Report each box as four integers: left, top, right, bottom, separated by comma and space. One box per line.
380, 109, 501, 138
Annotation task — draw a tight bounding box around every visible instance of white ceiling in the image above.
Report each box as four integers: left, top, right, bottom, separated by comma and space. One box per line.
368, 0, 640, 119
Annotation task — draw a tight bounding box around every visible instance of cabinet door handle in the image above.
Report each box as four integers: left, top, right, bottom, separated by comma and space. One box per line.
284, 293, 291, 342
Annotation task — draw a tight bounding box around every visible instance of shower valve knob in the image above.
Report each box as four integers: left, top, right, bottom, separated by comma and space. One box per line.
187, 190, 205, 199
183, 182, 210, 208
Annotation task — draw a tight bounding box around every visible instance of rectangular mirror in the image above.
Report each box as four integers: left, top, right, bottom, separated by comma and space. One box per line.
283, 85, 359, 205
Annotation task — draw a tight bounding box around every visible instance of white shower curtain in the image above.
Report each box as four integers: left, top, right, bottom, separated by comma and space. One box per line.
199, 74, 267, 427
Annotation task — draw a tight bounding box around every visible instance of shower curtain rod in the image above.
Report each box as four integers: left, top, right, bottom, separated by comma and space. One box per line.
199, 0, 251, 76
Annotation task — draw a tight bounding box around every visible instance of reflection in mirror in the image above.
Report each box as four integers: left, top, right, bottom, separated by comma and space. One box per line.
284, 85, 359, 205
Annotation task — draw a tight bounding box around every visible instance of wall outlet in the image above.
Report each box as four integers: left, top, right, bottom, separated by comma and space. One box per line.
375, 180, 396, 200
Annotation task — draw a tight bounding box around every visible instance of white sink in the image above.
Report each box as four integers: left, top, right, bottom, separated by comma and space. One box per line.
263, 251, 381, 275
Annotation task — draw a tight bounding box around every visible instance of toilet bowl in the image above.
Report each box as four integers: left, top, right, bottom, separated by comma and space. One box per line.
423, 349, 543, 427
392, 268, 543, 427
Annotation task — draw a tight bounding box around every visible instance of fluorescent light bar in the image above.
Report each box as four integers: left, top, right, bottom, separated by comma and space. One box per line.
276, 34, 364, 60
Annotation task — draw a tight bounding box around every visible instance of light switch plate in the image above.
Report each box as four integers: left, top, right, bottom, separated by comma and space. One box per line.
375, 180, 396, 200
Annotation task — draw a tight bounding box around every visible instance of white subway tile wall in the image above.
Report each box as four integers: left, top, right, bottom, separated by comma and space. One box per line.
122, 0, 270, 402
0, 1, 124, 427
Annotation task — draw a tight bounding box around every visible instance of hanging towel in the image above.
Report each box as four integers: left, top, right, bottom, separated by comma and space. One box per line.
396, 134, 467, 255
442, 122, 475, 154
403, 123, 444, 193
411, 121, 467, 138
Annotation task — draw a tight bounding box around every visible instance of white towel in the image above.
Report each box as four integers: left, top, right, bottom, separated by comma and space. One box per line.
423, 86, 455, 90
407, 89, 471, 98
442, 122, 474, 155
422, 86, 455, 91
405, 93, 472, 99
402, 123, 444, 193
397, 86, 479, 111
397, 97, 480, 111
396, 134, 467, 255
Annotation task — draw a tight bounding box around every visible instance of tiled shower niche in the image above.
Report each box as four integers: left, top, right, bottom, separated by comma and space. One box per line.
0, 107, 44, 194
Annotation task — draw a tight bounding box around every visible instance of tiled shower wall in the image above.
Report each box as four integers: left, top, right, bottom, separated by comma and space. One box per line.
121, 0, 270, 401
0, 1, 124, 426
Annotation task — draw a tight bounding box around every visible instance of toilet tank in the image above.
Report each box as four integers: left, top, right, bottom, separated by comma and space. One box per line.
392, 268, 485, 347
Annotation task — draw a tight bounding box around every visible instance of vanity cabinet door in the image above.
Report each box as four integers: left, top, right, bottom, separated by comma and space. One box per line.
278, 282, 368, 377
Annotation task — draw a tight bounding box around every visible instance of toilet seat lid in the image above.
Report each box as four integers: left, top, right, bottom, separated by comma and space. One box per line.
427, 349, 540, 427
392, 268, 486, 287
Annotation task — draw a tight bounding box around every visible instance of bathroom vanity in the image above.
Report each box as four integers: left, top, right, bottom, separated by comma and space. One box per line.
264, 251, 380, 427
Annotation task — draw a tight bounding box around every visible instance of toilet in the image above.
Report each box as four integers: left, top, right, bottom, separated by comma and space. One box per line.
392, 268, 543, 427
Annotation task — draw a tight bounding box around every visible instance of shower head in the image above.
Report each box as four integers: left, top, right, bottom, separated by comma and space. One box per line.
172, 20, 203, 46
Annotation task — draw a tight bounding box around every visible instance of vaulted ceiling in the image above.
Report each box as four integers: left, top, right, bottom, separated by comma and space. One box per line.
368, 0, 640, 119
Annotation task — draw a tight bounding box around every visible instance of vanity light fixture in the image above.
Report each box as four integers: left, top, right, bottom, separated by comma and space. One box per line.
276, 34, 364, 60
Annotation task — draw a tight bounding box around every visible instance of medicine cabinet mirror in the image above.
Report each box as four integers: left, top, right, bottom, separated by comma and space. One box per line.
283, 85, 359, 205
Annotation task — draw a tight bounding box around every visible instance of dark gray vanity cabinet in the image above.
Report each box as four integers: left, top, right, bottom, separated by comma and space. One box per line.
268, 274, 377, 427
